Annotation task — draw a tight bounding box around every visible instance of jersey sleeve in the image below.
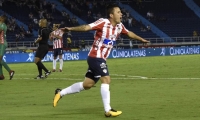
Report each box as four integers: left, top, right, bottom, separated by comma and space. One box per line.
88, 18, 105, 30
121, 24, 129, 35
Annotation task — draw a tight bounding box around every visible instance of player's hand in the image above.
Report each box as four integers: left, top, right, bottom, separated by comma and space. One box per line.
141, 39, 150, 46
33, 39, 37, 46
61, 27, 71, 32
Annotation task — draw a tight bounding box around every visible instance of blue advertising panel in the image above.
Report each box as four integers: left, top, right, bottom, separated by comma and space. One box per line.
3, 47, 200, 63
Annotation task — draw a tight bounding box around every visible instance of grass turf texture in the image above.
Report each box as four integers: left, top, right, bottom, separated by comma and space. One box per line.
0, 55, 200, 120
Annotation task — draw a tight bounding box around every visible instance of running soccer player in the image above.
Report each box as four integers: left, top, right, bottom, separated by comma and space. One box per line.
0, 15, 15, 80
34, 19, 51, 79
53, 3, 150, 117
50, 24, 65, 72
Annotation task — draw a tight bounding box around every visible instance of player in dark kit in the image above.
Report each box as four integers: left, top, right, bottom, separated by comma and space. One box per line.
34, 19, 51, 79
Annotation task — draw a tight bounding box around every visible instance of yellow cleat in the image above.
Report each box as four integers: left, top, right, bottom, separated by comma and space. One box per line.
105, 109, 122, 117
53, 88, 62, 107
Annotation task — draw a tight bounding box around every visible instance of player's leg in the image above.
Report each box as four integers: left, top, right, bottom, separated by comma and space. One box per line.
58, 48, 63, 72
53, 57, 99, 107
0, 63, 4, 80
94, 58, 121, 117
34, 57, 43, 79
34, 46, 44, 79
52, 49, 57, 72
0, 44, 4, 80
34, 45, 51, 78
101, 76, 122, 117
0, 44, 14, 80
53, 75, 96, 107
39, 45, 51, 77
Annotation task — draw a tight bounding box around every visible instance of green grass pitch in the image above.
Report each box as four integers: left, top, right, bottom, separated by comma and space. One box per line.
0, 55, 200, 120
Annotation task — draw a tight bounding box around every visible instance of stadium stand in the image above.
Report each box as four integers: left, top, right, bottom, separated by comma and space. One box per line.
128, 0, 200, 39
0, 0, 200, 47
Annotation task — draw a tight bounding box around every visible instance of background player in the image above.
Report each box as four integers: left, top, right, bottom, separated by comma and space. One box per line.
0, 15, 15, 80
53, 3, 150, 117
34, 18, 51, 79
50, 24, 65, 72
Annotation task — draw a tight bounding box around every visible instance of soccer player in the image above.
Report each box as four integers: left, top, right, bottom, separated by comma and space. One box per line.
50, 24, 65, 72
0, 15, 15, 80
34, 18, 51, 79
53, 3, 150, 117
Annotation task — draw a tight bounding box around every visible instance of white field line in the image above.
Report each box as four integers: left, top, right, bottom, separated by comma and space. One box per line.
10, 77, 200, 80
4, 73, 200, 80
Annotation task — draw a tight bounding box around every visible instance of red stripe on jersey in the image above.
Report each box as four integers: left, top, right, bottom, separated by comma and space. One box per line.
88, 18, 129, 59
104, 48, 110, 58
53, 29, 64, 49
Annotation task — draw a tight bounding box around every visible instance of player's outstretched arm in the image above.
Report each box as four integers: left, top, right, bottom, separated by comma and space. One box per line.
127, 31, 150, 45
61, 24, 92, 32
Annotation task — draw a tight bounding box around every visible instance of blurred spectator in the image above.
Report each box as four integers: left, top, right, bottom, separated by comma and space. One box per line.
147, 11, 154, 20
38, 10, 44, 19
128, 17, 132, 27
129, 40, 133, 49
15, 33, 20, 42
67, 31, 72, 37
117, 35, 124, 46
0, 0, 4, 7
33, 18, 38, 25
28, 24, 33, 33
193, 30, 198, 40
147, 25, 151, 31
81, 39, 85, 49
29, 12, 33, 20
140, 26, 147, 32
125, 11, 130, 18
20, 25, 25, 33
51, 3, 56, 13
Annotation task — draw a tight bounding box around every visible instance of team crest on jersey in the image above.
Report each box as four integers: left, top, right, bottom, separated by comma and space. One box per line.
103, 69, 107, 73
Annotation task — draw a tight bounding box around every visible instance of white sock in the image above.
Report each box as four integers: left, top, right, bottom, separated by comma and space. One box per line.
60, 82, 84, 96
101, 84, 111, 112
59, 59, 63, 70
53, 59, 56, 69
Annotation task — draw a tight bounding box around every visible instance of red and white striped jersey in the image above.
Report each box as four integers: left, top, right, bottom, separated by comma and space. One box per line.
88, 18, 129, 59
51, 29, 64, 49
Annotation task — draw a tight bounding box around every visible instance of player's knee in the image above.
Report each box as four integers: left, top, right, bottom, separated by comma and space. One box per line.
83, 85, 92, 90
100, 76, 111, 84
59, 55, 62, 59
84, 73, 96, 90
83, 83, 95, 90
34, 57, 40, 63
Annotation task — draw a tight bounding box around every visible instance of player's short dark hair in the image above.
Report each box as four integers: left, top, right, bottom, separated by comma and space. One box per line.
106, 3, 120, 18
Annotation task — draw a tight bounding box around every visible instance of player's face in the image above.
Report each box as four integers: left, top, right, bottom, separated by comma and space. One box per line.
112, 7, 122, 24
